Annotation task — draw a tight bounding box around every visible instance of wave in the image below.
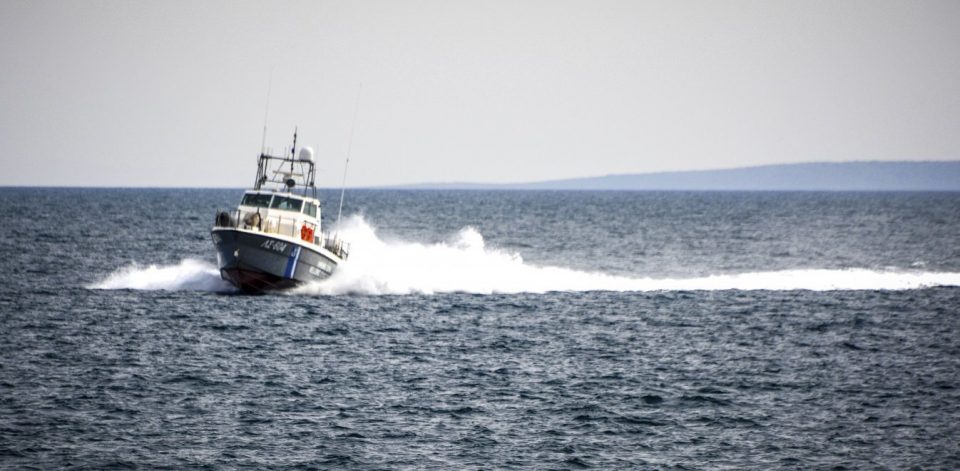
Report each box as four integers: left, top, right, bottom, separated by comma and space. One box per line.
90, 216, 960, 294
294, 216, 960, 295
88, 259, 234, 292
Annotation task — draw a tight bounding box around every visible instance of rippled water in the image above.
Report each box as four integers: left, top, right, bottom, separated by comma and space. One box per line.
2, 188, 959, 468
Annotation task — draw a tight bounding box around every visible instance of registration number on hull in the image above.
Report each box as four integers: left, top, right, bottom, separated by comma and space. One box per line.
260, 240, 289, 253
309, 262, 334, 277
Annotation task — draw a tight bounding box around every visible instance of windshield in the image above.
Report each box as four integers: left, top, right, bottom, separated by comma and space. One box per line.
270, 196, 303, 212
241, 193, 272, 207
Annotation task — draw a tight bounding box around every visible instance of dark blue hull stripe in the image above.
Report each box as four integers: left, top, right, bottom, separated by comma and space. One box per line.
283, 246, 302, 278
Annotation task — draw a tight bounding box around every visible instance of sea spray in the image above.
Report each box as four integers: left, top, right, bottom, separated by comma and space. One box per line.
90, 216, 960, 294
89, 259, 234, 292
294, 216, 960, 295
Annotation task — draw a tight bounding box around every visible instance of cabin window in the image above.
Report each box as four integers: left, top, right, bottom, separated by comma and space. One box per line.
270, 196, 303, 212
304, 203, 317, 218
241, 193, 273, 207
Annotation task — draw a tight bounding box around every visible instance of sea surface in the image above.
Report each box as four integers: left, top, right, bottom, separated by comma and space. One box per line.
1, 188, 959, 469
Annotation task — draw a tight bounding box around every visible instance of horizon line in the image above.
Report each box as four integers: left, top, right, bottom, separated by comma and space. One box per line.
1, 159, 958, 190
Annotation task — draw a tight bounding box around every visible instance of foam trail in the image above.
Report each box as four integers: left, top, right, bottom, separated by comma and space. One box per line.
88, 218, 960, 294
295, 216, 960, 295
89, 259, 234, 292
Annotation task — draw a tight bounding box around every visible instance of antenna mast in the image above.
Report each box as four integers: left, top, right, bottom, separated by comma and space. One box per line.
260, 71, 273, 155
291, 127, 297, 174
336, 82, 362, 236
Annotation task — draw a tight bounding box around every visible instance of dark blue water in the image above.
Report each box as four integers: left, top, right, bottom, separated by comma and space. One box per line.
2, 188, 959, 468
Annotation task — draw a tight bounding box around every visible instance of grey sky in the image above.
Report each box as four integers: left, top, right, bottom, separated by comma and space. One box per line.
1, 0, 958, 187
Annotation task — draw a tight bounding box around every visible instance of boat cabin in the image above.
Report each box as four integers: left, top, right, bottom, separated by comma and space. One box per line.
234, 190, 322, 245
213, 130, 349, 259
240, 191, 319, 218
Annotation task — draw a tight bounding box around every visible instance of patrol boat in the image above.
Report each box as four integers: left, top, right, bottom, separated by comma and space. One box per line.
211, 131, 348, 293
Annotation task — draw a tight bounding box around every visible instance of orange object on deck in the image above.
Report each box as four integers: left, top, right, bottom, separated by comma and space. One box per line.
300, 224, 314, 242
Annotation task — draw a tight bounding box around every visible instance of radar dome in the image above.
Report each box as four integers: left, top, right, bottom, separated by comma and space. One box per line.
298, 146, 315, 163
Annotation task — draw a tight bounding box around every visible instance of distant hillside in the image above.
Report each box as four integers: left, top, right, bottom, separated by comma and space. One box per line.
398, 161, 960, 191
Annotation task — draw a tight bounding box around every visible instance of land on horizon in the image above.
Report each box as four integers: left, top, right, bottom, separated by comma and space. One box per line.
1, 161, 958, 191
387, 161, 960, 192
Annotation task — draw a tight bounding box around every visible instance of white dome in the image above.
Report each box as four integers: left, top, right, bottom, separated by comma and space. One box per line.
298, 146, 315, 163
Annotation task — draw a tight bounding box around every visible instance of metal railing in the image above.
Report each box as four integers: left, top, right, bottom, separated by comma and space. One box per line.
214, 209, 350, 259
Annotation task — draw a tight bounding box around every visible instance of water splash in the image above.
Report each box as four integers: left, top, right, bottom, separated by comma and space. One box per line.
294, 216, 960, 295
89, 216, 960, 294
89, 259, 234, 292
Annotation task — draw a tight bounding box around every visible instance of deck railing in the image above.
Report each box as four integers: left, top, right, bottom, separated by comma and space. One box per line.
214, 209, 350, 259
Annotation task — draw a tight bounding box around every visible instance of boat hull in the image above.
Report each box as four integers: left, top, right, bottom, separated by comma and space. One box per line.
211, 228, 338, 293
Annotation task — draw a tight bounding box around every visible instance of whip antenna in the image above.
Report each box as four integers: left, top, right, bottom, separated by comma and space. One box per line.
336, 82, 362, 236
260, 71, 274, 154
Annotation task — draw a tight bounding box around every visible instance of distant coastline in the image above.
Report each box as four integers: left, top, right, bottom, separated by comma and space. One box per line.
2, 161, 959, 191
390, 161, 960, 191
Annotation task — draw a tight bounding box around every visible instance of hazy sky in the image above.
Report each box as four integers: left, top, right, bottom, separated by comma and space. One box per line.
1, 0, 958, 187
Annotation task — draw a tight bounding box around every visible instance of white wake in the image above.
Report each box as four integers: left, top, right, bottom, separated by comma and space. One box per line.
90, 216, 960, 294
89, 259, 234, 292
294, 216, 960, 295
